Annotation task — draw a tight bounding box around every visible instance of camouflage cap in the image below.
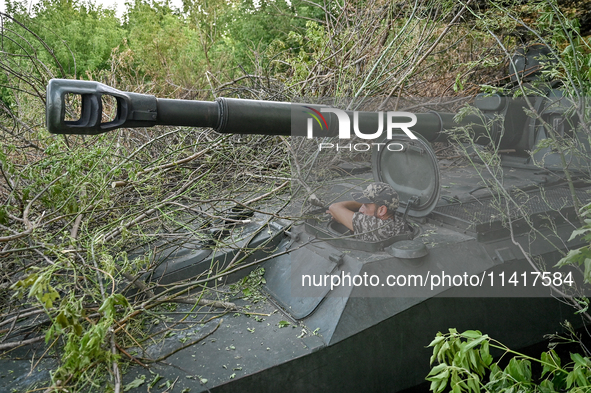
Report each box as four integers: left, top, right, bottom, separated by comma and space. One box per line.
351, 182, 399, 212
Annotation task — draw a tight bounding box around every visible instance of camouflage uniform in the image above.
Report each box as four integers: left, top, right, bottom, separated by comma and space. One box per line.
351, 182, 406, 242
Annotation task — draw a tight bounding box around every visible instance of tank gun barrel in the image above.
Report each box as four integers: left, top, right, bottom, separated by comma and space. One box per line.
47, 79, 505, 146
46, 79, 298, 136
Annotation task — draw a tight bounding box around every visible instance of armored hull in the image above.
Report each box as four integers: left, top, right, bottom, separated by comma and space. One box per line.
112, 160, 588, 393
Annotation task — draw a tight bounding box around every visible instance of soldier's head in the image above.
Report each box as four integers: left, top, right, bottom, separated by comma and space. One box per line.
352, 182, 399, 219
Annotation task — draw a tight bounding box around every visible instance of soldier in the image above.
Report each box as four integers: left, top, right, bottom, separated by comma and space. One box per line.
327, 182, 406, 242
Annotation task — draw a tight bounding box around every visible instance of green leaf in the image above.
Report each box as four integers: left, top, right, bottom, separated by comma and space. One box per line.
430, 337, 446, 365
428, 335, 446, 347
549, 349, 561, 368
98, 293, 130, 320
566, 370, 576, 388
278, 320, 290, 328
541, 351, 561, 378
40, 289, 60, 309
427, 364, 448, 377
427, 369, 449, 393
45, 325, 55, 344
506, 358, 531, 383
453, 73, 464, 92
10, 273, 38, 291
429, 379, 441, 392
429, 369, 449, 381
575, 368, 587, 387
570, 352, 589, 367
468, 349, 479, 372
584, 259, 591, 283
462, 335, 488, 352
451, 369, 460, 387
490, 363, 501, 376
568, 226, 591, 242
0, 206, 8, 225
467, 374, 480, 393
556, 247, 591, 267
461, 330, 482, 339
111, 293, 130, 308
480, 340, 493, 366
539, 379, 556, 393
430, 342, 443, 365
124, 375, 146, 391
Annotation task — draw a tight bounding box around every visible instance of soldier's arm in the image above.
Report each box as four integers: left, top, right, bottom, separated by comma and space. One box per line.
326, 201, 362, 231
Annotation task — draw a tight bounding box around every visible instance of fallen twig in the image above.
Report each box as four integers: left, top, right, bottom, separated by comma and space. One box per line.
0, 335, 45, 352
0, 308, 46, 328
140, 138, 225, 175
172, 297, 237, 310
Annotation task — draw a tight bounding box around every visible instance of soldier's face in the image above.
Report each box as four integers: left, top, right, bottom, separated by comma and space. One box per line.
359, 203, 377, 217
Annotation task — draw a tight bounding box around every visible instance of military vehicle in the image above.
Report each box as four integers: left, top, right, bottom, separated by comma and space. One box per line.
32, 49, 591, 392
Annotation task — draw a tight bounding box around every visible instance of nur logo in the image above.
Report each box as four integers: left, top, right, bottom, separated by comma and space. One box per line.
303, 106, 329, 137
303, 107, 418, 140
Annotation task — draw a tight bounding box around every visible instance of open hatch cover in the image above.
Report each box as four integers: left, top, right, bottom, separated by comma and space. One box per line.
372, 134, 440, 218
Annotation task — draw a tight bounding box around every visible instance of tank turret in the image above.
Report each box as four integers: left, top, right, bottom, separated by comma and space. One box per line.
46, 77, 588, 219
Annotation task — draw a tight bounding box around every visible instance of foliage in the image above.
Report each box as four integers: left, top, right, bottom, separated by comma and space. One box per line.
185, 0, 304, 72
5, 0, 125, 78
556, 202, 591, 283
1, 0, 591, 391
230, 267, 267, 302
122, 0, 206, 95
427, 328, 591, 393
425, 3, 591, 392
0, 123, 290, 391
